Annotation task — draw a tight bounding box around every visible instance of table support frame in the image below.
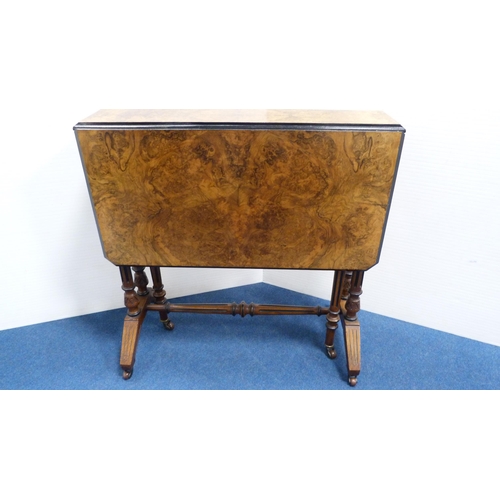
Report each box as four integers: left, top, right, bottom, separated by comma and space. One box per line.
118, 266, 364, 386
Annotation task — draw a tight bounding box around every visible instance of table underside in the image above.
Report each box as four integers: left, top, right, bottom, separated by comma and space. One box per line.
119, 265, 363, 386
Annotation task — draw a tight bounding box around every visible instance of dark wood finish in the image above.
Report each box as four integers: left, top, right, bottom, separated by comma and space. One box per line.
147, 301, 328, 317
345, 270, 364, 321
341, 271, 353, 300
119, 266, 141, 317
132, 266, 149, 296
75, 110, 405, 385
150, 266, 174, 330
325, 271, 345, 360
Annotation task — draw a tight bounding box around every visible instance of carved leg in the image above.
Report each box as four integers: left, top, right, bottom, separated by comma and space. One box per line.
120, 266, 141, 316
340, 271, 353, 306
325, 271, 345, 359
150, 266, 174, 331
132, 266, 149, 296
119, 266, 149, 379
342, 270, 364, 386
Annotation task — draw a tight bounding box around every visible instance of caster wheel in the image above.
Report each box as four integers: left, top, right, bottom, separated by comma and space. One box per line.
348, 376, 358, 387
123, 369, 133, 380
162, 320, 175, 331
326, 346, 337, 359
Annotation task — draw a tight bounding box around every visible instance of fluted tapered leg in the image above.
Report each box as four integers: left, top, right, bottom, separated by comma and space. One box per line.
119, 266, 149, 379
342, 270, 364, 386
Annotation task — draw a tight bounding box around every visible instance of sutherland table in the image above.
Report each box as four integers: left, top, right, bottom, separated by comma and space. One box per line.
74, 110, 405, 386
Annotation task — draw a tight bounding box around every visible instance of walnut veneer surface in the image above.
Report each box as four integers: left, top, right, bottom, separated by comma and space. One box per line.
75, 110, 404, 270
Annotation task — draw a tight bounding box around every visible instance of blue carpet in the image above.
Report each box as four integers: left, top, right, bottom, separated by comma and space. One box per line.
1, 283, 499, 389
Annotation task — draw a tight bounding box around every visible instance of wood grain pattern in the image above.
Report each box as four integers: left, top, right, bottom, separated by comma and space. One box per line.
77, 128, 402, 270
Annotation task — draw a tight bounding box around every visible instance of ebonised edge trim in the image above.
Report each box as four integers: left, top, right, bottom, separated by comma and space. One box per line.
74, 122, 406, 133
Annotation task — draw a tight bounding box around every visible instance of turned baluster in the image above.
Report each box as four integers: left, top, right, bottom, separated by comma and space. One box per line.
341, 271, 353, 301
345, 271, 364, 321
150, 266, 174, 330
119, 266, 141, 317
325, 270, 345, 359
148, 302, 328, 316
132, 266, 149, 296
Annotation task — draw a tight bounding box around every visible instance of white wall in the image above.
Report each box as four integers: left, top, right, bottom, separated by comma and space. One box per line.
2, 1, 499, 346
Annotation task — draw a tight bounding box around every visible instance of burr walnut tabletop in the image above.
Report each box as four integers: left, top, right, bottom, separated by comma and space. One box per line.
75, 109, 405, 385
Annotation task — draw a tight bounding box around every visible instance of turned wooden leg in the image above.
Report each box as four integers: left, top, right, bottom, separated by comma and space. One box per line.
342, 270, 364, 386
325, 271, 344, 360
132, 266, 149, 296
341, 271, 353, 303
150, 266, 174, 331
120, 266, 141, 316
119, 265, 149, 379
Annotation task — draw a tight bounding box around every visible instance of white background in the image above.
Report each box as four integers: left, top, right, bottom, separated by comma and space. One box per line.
1, 2, 499, 499
1, 1, 499, 348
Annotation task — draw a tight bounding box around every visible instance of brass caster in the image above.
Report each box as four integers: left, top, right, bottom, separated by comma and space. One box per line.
162, 319, 175, 331
348, 376, 358, 387
326, 345, 337, 359
123, 369, 133, 380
